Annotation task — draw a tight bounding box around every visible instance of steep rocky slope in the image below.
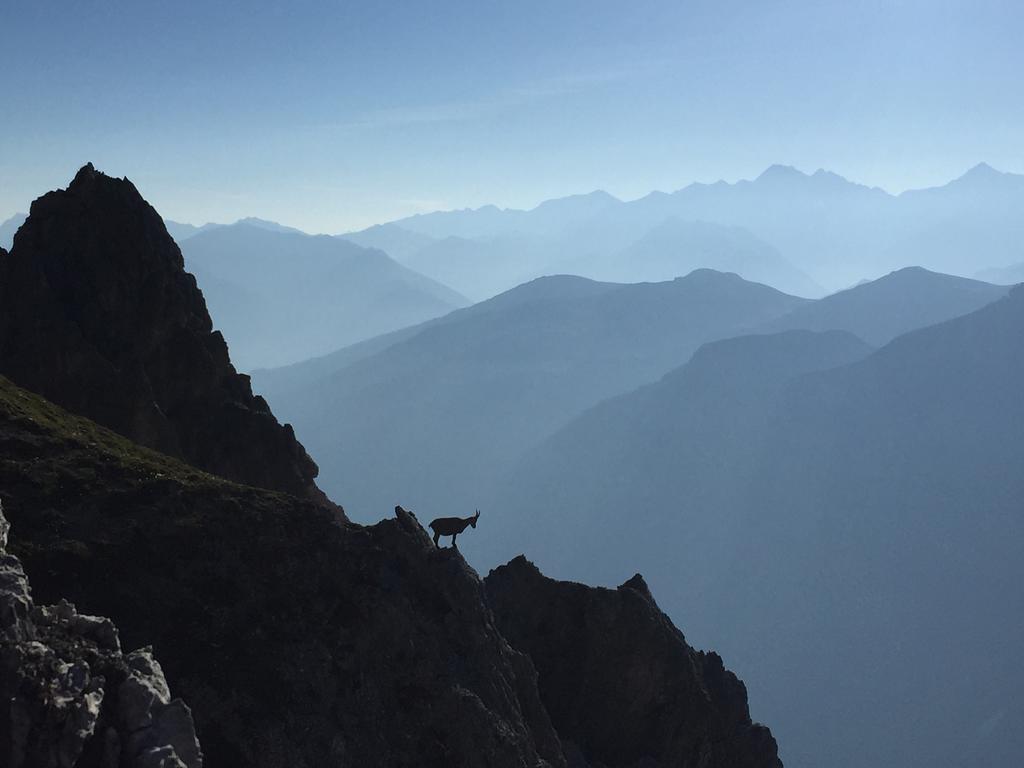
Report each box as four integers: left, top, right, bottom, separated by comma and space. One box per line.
1, 500, 203, 768
487, 557, 781, 768
0, 374, 563, 767
0, 165, 323, 502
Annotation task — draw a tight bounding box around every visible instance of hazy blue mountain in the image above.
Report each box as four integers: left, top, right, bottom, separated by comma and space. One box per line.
253, 270, 626, 394
393, 234, 565, 301
489, 288, 1024, 768
181, 223, 468, 370
346, 212, 823, 301
358, 164, 1024, 292
880, 163, 1024, 276
255, 270, 808, 521
761, 266, 1009, 345
165, 217, 306, 244
340, 222, 438, 263
233, 216, 308, 235
0, 212, 27, 250
481, 328, 875, 575
164, 219, 219, 243
391, 189, 621, 240
977, 261, 1024, 285
567, 218, 822, 297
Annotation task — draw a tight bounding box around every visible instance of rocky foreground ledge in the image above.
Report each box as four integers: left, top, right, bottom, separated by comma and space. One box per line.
0, 500, 202, 768
487, 557, 781, 768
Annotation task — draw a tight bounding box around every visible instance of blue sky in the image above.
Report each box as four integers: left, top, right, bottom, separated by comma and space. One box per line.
2, 0, 1022, 232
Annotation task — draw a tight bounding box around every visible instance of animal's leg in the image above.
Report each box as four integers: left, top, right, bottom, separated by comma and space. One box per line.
433, 530, 440, 547
452, 532, 458, 548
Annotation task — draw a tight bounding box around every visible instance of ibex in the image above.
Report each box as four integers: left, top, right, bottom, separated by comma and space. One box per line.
428, 510, 480, 548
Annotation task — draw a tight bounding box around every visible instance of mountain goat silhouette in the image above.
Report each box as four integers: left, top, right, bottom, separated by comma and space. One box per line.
428, 510, 480, 548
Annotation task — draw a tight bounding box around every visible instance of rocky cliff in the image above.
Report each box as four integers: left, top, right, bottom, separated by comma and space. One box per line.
1, 500, 203, 768
0, 374, 563, 766
487, 557, 782, 768
0, 165, 324, 503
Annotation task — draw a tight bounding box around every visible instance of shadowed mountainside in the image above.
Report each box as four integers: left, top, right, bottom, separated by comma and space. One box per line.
0, 165, 324, 503
255, 270, 809, 522
493, 288, 1024, 768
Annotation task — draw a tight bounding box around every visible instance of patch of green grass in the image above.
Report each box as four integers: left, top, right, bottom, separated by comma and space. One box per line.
0, 375, 224, 490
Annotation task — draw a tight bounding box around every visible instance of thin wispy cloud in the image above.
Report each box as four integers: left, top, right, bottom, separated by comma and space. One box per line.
340, 67, 640, 129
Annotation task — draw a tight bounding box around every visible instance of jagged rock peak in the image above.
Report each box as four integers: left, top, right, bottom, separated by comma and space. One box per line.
0, 499, 204, 768
71, 160, 99, 183
618, 572, 654, 601
486, 557, 782, 768
0, 165, 332, 506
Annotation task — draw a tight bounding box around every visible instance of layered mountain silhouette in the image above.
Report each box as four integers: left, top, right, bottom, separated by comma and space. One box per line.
256, 265, 1006, 528
565, 218, 821, 297
342, 163, 1024, 293
760, 266, 1009, 345
254, 270, 809, 520
0, 164, 324, 502
0, 164, 782, 767
977, 261, 1024, 285
492, 288, 1024, 768
163, 219, 219, 242
180, 223, 468, 369
163, 216, 303, 243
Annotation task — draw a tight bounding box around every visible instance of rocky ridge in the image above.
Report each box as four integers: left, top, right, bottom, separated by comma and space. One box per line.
0, 165, 325, 504
487, 557, 781, 768
1, 499, 203, 768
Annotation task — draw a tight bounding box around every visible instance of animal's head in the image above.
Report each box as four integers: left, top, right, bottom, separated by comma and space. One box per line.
470, 509, 481, 528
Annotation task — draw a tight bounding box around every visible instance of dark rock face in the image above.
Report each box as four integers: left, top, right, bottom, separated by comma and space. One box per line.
486, 557, 782, 768
1, 500, 203, 768
0, 376, 563, 767
0, 165, 323, 502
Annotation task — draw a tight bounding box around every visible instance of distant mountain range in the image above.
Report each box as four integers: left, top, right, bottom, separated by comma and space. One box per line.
149, 162, 1024, 304
339, 163, 1024, 296
180, 223, 468, 370
976, 261, 1024, 285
